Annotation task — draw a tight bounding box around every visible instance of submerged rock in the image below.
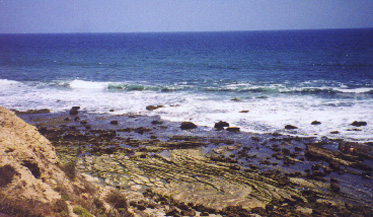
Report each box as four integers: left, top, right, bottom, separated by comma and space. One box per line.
180, 122, 197, 130
146, 105, 163, 111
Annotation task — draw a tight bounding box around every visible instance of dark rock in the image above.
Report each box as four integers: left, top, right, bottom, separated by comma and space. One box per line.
249, 164, 258, 170
330, 177, 338, 184
15, 108, 51, 115
330, 182, 340, 192
285, 125, 298, 130
109, 109, 115, 112
351, 121, 367, 127
330, 131, 340, 134
313, 170, 326, 177
226, 127, 240, 132
74, 117, 80, 121
239, 110, 249, 113
214, 121, 229, 129
362, 172, 371, 179
180, 122, 197, 130
166, 207, 180, 216
110, 120, 118, 125
181, 209, 196, 216
329, 161, 340, 170
311, 120, 321, 125
282, 148, 291, 155
69, 106, 80, 115
146, 105, 163, 111
260, 160, 271, 165
80, 120, 87, 125
151, 120, 163, 125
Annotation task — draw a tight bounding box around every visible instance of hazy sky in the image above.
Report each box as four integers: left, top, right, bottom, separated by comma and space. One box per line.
1, 0, 373, 33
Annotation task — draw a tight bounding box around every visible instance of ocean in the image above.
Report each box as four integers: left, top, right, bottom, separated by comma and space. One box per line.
0, 29, 372, 141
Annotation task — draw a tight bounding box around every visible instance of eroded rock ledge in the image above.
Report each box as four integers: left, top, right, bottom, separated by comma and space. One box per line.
19, 109, 372, 216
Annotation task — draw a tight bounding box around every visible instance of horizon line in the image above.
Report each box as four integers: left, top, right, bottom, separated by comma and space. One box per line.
1, 27, 373, 35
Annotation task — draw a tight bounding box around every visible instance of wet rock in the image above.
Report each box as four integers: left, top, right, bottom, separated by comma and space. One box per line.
146, 105, 163, 111
350, 121, 367, 127
180, 122, 197, 130
166, 207, 180, 216
151, 120, 163, 125
249, 164, 258, 170
110, 120, 118, 125
181, 209, 196, 216
330, 182, 340, 192
313, 170, 326, 177
69, 106, 80, 115
15, 108, 51, 115
282, 148, 291, 155
285, 125, 298, 130
329, 161, 340, 170
214, 121, 229, 129
311, 120, 321, 125
362, 172, 371, 179
226, 127, 240, 132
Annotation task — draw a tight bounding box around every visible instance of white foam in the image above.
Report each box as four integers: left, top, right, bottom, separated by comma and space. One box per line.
69, 80, 109, 90
1, 80, 372, 142
335, 88, 373, 94
0, 79, 21, 85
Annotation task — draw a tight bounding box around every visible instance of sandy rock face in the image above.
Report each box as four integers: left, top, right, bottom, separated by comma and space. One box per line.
0, 107, 131, 217
0, 107, 62, 203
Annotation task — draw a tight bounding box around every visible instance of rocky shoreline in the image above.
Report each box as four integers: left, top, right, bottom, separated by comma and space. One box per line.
15, 107, 373, 216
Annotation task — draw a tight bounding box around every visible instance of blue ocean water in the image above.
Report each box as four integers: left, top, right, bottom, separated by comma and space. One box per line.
1, 29, 372, 141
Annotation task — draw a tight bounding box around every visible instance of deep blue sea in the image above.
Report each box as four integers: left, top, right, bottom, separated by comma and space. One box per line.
1, 29, 372, 141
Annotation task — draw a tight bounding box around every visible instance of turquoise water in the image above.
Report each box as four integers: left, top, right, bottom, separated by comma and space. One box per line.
1, 29, 372, 141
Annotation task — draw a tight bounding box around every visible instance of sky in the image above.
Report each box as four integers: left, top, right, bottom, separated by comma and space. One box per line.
1, 0, 373, 34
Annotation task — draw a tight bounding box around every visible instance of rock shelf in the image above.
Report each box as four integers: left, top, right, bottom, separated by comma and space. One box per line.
17, 110, 373, 216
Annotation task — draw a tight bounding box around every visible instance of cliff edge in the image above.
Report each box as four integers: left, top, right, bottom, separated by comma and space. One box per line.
0, 107, 130, 217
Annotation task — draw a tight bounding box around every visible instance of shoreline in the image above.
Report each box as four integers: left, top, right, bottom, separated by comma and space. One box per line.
16, 107, 373, 215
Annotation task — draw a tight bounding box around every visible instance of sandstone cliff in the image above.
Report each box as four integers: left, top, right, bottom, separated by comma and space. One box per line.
0, 107, 130, 217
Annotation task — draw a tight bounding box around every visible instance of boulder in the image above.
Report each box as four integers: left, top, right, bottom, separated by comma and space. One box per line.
146, 105, 163, 111
351, 121, 367, 127
226, 127, 240, 132
311, 121, 321, 125
180, 122, 197, 130
69, 106, 80, 115
110, 120, 118, 125
214, 121, 229, 129
285, 125, 298, 130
